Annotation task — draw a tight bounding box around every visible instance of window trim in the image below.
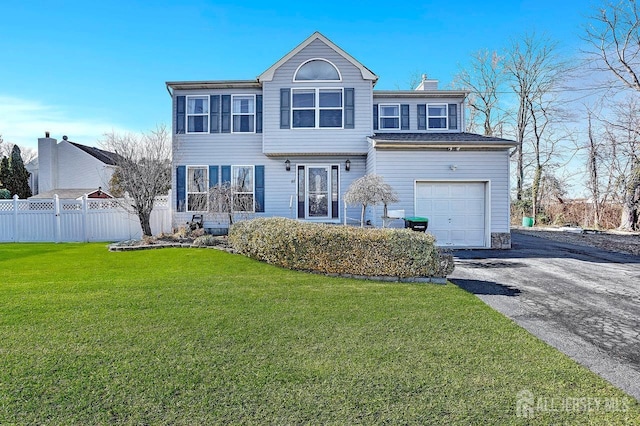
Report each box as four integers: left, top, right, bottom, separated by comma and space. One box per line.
231, 94, 256, 134
291, 87, 344, 129
186, 165, 208, 212
293, 58, 342, 82
186, 95, 210, 134
427, 103, 448, 130
231, 165, 255, 213
378, 103, 401, 130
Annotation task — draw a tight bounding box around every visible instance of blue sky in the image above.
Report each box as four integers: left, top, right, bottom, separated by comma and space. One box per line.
1, 0, 594, 151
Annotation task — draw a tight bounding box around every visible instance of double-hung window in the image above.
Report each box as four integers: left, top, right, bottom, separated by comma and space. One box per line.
428, 104, 448, 129
187, 96, 209, 133
187, 166, 208, 211
292, 88, 343, 128
232, 165, 255, 212
232, 95, 255, 133
379, 104, 400, 130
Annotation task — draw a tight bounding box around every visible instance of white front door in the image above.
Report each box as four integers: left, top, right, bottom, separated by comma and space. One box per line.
415, 182, 486, 247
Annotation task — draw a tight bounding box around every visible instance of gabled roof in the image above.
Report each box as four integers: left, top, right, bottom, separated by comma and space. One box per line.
68, 142, 120, 165
258, 31, 378, 84
369, 133, 519, 149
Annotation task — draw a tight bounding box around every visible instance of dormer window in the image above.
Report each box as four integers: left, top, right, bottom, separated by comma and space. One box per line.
294, 59, 341, 81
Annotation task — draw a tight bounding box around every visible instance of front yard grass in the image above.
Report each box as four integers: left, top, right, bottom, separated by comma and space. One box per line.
0, 243, 638, 424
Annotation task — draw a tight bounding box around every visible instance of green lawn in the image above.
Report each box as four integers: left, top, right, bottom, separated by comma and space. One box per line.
0, 243, 638, 425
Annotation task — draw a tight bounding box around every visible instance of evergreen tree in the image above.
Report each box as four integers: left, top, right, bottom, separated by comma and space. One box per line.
0, 156, 10, 193
6, 146, 32, 198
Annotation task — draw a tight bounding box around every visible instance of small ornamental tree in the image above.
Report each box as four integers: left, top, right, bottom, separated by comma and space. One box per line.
102, 125, 171, 236
206, 182, 256, 225
344, 174, 399, 227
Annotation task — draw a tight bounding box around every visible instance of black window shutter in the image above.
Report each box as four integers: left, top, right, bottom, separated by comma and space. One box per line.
221, 95, 231, 133
344, 88, 354, 129
401, 104, 410, 130
280, 88, 290, 129
210, 95, 220, 133
331, 165, 339, 218
176, 96, 185, 134
297, 165, 305, 218
256, 95, 263, 133
417, 104, 426, 130
373, 104, 378, 130
255, 165, 265, 212
448, 104, 458, 130
209, 166, 219, 188
221, 166, 231, 184
176, 165, 186, 212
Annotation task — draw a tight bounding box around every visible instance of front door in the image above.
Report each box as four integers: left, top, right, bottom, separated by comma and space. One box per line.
307, 166, 329, 218
297, 165, 339, 220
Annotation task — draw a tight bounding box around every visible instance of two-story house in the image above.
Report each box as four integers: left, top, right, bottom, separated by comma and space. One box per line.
167, 32, 518, 248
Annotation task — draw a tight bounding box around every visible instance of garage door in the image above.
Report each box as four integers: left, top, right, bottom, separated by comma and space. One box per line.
415, 182, 486, 247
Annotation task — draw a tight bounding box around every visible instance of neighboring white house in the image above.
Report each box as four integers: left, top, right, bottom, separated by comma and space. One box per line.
28, 134, 118, 199
167, 32, 519, 248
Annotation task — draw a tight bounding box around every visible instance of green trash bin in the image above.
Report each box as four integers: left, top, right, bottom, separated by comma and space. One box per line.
522, 216, 534, 227
404, 216, 429, 232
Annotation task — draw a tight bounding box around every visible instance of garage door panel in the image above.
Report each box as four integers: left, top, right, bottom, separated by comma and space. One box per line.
467, 214, 485, 228
467, 199, 484, 210
415, 182, 486, 247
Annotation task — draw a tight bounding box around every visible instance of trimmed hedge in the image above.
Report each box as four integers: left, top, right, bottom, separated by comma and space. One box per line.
228, 217, 454, 278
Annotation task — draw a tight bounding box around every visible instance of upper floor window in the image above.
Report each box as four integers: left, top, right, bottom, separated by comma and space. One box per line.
428, 104, 448, 129
294, 59, 341, 81
232, 95, 255, 133
292, 88, 343, 128
379, 104, 400, 130
187, 96, 209, 133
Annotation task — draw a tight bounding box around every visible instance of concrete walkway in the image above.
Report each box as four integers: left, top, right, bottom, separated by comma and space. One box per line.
450, 231, 640, 401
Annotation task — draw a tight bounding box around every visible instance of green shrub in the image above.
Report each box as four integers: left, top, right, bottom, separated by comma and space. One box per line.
228, 217, 454, 278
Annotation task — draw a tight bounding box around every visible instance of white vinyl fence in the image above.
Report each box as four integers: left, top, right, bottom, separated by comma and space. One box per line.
0, 193, 171, 243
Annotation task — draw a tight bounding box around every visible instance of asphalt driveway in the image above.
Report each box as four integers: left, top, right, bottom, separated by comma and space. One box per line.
450, 231, 640, 401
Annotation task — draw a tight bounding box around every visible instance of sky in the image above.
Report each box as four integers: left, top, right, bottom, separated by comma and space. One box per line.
0, 0, 596, 152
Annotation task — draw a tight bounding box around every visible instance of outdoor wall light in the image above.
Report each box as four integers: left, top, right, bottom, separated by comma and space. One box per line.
345, 159, 351, 171
285, 159, 291, 171
450, 165, 458, 171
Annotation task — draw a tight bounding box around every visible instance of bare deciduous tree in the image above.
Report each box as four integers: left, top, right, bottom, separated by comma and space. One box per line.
101, 125, 171, 236
585, 1, 640, 229
504, 33, 565, 202
344, 174, 399, 227
203, 182, 256, 226
454, 49, 506, 136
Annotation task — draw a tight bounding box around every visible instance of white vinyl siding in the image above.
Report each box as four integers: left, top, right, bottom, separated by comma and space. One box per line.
366, 149, 511, 241
262, 38, 373, 155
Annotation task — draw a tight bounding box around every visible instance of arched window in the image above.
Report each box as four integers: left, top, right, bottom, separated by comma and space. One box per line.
294, 59, 341, 81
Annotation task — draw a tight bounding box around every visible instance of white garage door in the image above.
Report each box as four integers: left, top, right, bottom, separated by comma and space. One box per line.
415, 182, 486, 247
